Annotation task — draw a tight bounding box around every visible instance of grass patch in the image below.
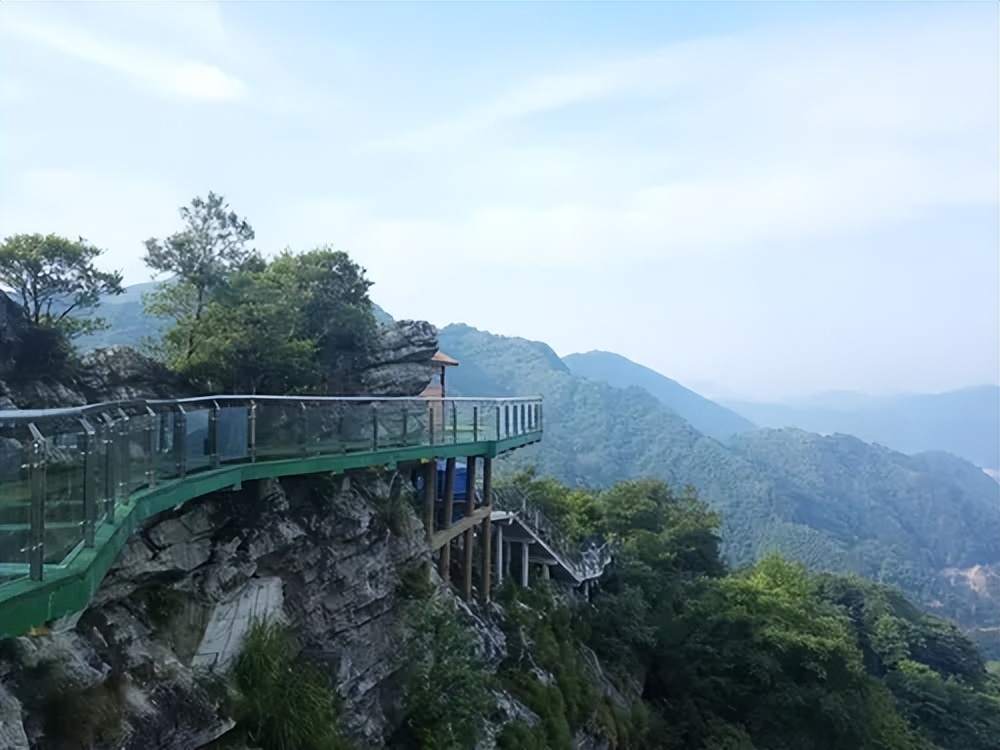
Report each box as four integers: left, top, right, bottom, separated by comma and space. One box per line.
227, 619, 348, 750
394, 596, 494, 750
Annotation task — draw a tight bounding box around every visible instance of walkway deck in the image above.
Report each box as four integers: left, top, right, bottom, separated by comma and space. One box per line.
0, 395, 542, 638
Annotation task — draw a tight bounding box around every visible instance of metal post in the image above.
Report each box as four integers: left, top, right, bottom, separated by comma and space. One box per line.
472, 406, 479, 442
372, 404, 379, 450
145, 406, 157, 487
102, 414, 116, 520
439, 457, 456, 578
173, 408, 187, 478
117, 411, 129, 498
28, 425, 46, 581
495, 406, 501, 440
520, 404, 526, 435
504, 405, 510, 438
80, 418, 97, 547
248, 401, 257, 462
451, 401, 457, 443
428, 404, 435, 446
402, 405, 409, 446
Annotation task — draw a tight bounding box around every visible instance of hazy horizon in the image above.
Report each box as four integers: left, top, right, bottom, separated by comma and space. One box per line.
2, 2, 997, 402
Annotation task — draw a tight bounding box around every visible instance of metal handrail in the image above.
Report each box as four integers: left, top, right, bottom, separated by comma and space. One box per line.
492, 485, 612, 582
0, 395, 543, 583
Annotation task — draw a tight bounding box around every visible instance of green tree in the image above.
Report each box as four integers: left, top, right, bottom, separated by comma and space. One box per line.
166, 248, 377, 394
268, 248, 377, 394
0, 233, 123, 335
143, 192, 257, 364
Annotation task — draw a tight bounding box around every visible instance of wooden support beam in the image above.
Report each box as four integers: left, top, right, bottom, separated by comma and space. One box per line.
438, 458, 456, 578
521, 541, 529, 587
430, 506, 490, 550
463, 527, 474, 601
496, 523, 504, 586
466, 456, 477, 513
422, 460, 435, 544
480, 457, 493, 602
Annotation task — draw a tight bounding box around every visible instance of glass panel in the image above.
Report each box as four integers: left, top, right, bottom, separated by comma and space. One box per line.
42, 424, 86, 564
184, 406, 213, 473
256, 402, 306, 460
0, 422, 31, 581
217, 405, 249, 464
154, 409, 180, 482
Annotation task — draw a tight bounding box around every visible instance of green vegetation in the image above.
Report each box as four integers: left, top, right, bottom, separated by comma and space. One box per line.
0, 232, 124, 335
492, 474, 999, 750
225, 619, 348, 750
439, 324, 1000, 635
563, 350, 756, 442
395, 593, 494, 750
141, 193, 378, 393
0, 232, 124, 376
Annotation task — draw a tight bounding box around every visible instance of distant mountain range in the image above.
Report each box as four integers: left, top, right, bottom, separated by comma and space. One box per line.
722, 387, 999, 471
439, 323, 1000, 643
562, 351, 756, 442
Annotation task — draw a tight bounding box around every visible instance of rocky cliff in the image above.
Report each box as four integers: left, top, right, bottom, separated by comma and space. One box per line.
0, 472, 431, 749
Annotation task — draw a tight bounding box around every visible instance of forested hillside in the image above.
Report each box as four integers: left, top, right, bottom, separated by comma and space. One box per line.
487, 474, 1000, 750
724, 386, 1000, 471
439, 324, 1000, 640
562, 350, 756, 442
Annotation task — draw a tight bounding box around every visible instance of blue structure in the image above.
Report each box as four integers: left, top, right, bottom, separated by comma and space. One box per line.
413, 459, 479, 522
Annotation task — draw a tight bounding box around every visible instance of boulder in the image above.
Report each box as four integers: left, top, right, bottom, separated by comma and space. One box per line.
360, 320, 439, 397
0, 291, 25, 380
77, 347, 195, 403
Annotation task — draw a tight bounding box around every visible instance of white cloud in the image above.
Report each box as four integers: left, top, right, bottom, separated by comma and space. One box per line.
0, 171, 182, 283
2, 14, 246, 102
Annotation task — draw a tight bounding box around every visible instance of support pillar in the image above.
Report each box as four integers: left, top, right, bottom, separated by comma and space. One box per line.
496, 523, 504, 586
422, 460, 435, 544
542, 563, 551, 581
504, 540, 512, 580
480, 457, 493, 602
521, 542, 530, 587
438, 458, 456, 579
462, 527, 474, 601
466, 456, 477, 514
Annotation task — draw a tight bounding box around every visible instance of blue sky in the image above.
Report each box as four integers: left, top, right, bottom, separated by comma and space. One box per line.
1, 1, 996, 400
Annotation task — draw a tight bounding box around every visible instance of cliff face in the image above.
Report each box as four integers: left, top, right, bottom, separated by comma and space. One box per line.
0, 472, 429, 749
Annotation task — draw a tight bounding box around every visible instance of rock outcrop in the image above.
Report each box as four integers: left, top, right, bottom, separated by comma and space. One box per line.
0, 472, 430, 748
360, 319, 440, 397
0, 291, 26, 382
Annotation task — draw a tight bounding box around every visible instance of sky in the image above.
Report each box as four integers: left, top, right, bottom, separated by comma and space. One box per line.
1, 1, 997, 401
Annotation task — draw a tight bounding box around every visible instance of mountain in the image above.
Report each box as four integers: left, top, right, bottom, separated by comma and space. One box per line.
724, 386, 1000, 470
562, 350, 756, 442
75, 280, 163, 350
439, 323, 1000, 635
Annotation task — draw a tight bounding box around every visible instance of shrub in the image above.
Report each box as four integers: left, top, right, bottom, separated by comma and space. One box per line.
227, 619, 347, 750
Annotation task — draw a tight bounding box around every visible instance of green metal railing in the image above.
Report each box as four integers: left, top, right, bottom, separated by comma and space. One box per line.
0, 395, 543, 588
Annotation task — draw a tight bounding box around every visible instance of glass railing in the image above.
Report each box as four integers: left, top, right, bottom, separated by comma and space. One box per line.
491, 485, 612, 582
0, 395, 542, 584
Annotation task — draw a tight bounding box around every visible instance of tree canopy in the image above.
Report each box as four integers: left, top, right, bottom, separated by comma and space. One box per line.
143, 192, 258, 364
0, 233, 123, 335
